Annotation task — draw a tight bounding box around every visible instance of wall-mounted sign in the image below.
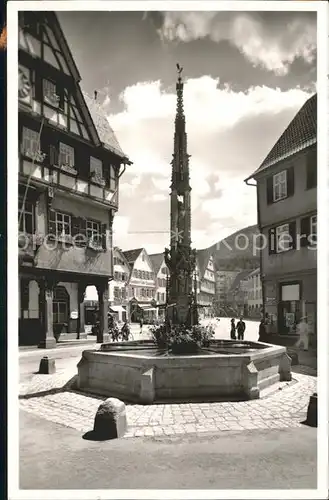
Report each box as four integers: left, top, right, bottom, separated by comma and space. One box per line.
70, 310, 78, 320
281, 284, 300, 302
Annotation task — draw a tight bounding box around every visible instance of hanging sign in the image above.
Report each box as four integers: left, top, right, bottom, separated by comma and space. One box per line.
70, 310, 78, 320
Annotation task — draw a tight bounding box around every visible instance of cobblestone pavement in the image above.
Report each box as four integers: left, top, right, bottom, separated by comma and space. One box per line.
19, 359, 317, 438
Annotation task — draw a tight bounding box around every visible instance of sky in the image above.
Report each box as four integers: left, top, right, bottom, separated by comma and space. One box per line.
58, 10, 317, 254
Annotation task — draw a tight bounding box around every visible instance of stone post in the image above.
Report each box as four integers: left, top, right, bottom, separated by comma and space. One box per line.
77, 283, 87, 340
97, 282, 110, 343
38, 278, 56, 349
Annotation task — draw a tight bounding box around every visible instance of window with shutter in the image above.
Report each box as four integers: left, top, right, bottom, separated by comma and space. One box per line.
273, 170, 287, 202
43, 79, 60, 107
22, 127, 39, 159
59, 143, 75, 167
300, 217, 310, 248
49, 145, 59, 166
276, 223, 292, 253
310, 215, 317, 247
306, 150, 317, 189
55, 211, 72, 237
287, 167, 295, 197
101, 223, 107, 250
289, 221, 296, 250
268, 228, 276, 255
266, 177, 273, 204
48, 209, 56, 235
73, 217, 87, 247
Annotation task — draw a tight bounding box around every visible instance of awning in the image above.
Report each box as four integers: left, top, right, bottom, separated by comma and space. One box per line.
138, 304, 156, 311
110, 305, 125, 313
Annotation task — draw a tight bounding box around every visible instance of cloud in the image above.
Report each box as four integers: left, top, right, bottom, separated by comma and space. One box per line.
109, 77, 312, 253
157, 12, 316, 75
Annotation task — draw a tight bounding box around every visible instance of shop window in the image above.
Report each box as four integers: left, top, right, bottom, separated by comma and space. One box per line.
53, 286, 69, 325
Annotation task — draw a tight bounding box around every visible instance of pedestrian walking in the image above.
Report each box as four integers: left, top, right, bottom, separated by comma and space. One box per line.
230, 318, 236, 340
236, 317, 246, 341
139, 317, 143, 334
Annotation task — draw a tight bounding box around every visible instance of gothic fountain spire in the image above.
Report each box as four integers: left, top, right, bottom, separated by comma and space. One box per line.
164, 64, 198, 327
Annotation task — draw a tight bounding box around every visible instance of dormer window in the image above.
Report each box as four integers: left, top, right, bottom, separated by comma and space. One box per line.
90, 157, 105, 186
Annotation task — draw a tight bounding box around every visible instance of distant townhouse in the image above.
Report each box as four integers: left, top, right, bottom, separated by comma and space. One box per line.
245, 268, 262, 318
245, 94, 317, 345
123, 248, 157, 323
228, 270, 251, 317
196, 250, 216, 318
149, 253, 168, 321
108, 247, 131, 323
215, 270, 241, 305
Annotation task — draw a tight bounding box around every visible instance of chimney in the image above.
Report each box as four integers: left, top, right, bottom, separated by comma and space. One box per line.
94, 90, 98, 101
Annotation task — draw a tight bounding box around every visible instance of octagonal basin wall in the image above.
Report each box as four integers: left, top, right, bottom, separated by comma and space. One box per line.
77, 342, 291, 403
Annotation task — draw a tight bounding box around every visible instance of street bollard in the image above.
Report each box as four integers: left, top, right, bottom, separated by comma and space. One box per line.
38, 356, 56, 374
305, 392, 317, 427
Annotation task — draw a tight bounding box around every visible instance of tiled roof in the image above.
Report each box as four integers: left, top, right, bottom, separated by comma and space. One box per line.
149, 253, 165, 274
83, 93, 126, 159
247, 93, 317, 179
230, 270, 252, 291
122, 248, 143, 264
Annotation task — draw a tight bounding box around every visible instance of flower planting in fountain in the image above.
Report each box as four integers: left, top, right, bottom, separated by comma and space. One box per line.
150, 322, 215, 354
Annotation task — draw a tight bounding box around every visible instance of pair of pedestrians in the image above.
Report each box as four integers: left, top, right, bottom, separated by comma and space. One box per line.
230, 318, 246, 340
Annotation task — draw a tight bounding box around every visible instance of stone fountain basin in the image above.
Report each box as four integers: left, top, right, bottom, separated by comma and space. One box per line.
77, 340, 292, 404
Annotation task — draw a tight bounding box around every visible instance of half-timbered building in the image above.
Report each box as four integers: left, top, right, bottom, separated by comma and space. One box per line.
18, 12, 131, 346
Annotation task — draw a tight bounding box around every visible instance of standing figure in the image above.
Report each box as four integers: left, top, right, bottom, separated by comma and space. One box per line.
140, 317, 143, 334
295, 317, 309, 351
258, 319, 266, 341
230, 318, 236, 340
236, 317, 246, 341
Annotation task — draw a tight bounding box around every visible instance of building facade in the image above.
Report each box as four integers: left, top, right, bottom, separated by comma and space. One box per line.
227, 270, 252, 317
18, 12, 130, 346
214, 270, 240, 314
149, 253, 168, 321
196, 251, 216, 318
245, 94, 317, 344
245, 268, 262, 318
108, 247, 131, 323
124, 248, 157, 323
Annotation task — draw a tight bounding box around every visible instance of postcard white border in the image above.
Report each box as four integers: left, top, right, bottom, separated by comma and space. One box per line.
7, 1, 328, 499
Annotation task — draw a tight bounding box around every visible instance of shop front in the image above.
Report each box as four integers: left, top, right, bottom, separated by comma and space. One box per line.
109, 304, 127, 323
129, 298, 157, 323
263, 272, 317, 347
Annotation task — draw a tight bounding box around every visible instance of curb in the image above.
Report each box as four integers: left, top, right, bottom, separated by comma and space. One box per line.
19, 339, 97, 352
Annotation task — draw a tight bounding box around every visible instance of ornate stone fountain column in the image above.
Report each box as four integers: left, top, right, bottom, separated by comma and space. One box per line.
164, 65, 198, 327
